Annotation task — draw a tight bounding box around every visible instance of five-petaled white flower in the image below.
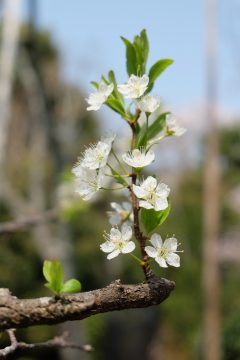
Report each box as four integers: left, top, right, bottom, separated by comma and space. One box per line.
133, 176, 170, 211
107, 202, 133, 226
100, 226, 135, 259
74, 167, 105, 201
145, 233, 181, 267
122, 148, 155, 168
135, 95, 161, 113
86, 82, 114, 111
118, 74, 149, 99
165, 114, 187, 137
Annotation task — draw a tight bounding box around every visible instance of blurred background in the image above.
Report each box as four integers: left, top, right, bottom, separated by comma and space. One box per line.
0, 0, 240, 359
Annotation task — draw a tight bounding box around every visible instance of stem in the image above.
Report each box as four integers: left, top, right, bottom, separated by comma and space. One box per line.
111, 148, 128, 174
148, 133, 166, 145
130, 114, 154, 279
129, 252, 143, 263
101, 186, 128, 191
105, 173, 129, 178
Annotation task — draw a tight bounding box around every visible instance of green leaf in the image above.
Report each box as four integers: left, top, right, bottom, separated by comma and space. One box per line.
108, 70, 125, 104
136, 123, 148, 148
133, 29, 149, 75
90, 81, 99, 89
147, 59, 174, 93
107, 98, 126, 116
61, 279, 82, 294
43, 258, 64, 295
45, 283, 59, 294
121, 36, 138, 75
141, 199, 171, 234
147, 112, 169, 140
109, 165, 128, 186
140, 29, 149, 71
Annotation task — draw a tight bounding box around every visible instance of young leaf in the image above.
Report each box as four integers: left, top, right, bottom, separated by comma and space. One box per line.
146, 59, 174, 93
61, 279, 82, 294
133, 29, 149, 75
108, 70, 125, 104
121, 36, 138, 75
136, 122, 148, 148
90, 81, 99, 89
107, 98, 126, 116
141, 199, 171, 234
147, 112, 169, 140
109, 165, 128, 186
43, 258, 64, 295
140, 29, 149, 71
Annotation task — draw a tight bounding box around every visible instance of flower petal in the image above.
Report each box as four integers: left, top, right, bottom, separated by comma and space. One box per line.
110, 202, 123, 213
121, 226, 132, 241
107, 249, 121, 259
139, 200, 153, 209
141, 176, 157, 191
145, 246, 158, 258
150, 233, 163, 249
121, 241, 135, 254
164, 237, 178, 251
133, 184, 147, 198
155, 257, 168, 267
154, 198, 169, 211
166, 253, 180, 267
100, 241, 115, 253
110, 228, 122, 241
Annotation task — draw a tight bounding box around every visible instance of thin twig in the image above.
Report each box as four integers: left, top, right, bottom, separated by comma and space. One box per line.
0, 330, 93, 358
0, 209, 58, 233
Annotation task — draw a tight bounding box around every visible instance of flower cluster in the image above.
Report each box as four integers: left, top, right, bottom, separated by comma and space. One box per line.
72, 132, 116, 200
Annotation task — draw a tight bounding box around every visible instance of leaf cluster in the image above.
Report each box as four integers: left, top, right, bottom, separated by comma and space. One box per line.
43, 258, 81, 296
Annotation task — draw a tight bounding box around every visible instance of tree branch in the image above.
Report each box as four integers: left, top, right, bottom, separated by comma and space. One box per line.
0, 209, 58, 233
0, 277, 175, 331
0, 330, 93, 358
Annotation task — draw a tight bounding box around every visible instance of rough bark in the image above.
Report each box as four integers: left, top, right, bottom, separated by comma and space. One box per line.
0, 277, 174, 331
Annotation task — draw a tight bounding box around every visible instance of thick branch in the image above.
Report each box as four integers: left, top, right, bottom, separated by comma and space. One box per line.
0, 277, 175, 331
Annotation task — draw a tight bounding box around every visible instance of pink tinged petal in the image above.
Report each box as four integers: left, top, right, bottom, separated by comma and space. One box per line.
155, 257, 168, 267
110, 228, 122, 240
100, 241, 116, 253
142, 176, 157, 191
121, 226, 132, 241
107, 249, 121, 259
164, 237, 178, 251
166, 253, 180, 267
139, 200, 153, 209
132, 184, 147, 198
145, 246, 158, 258
150, 234, 163, 249
154, 198, 169, 211
121, 241, 135, 254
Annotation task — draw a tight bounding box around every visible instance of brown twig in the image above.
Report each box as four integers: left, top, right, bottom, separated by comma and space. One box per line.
0, 209, 58, 233
0, 330, 93, 359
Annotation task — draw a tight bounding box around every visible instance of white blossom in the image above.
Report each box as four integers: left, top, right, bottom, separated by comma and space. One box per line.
145, 233, 181, 267
101, 131, 117, 146
122, 148, 155, 168
135, 95, 161, 113
86, 82, 114, 111
73, 142, 111, 171
165, 114, 187, 136
107, 202, 133, 226
118, 74, 149, 99
74, 167, 105, 201
100, 226, 135, 259
133, 176, 170, 211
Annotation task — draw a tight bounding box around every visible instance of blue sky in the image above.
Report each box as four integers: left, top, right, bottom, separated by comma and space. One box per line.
21, 0, 240, 115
